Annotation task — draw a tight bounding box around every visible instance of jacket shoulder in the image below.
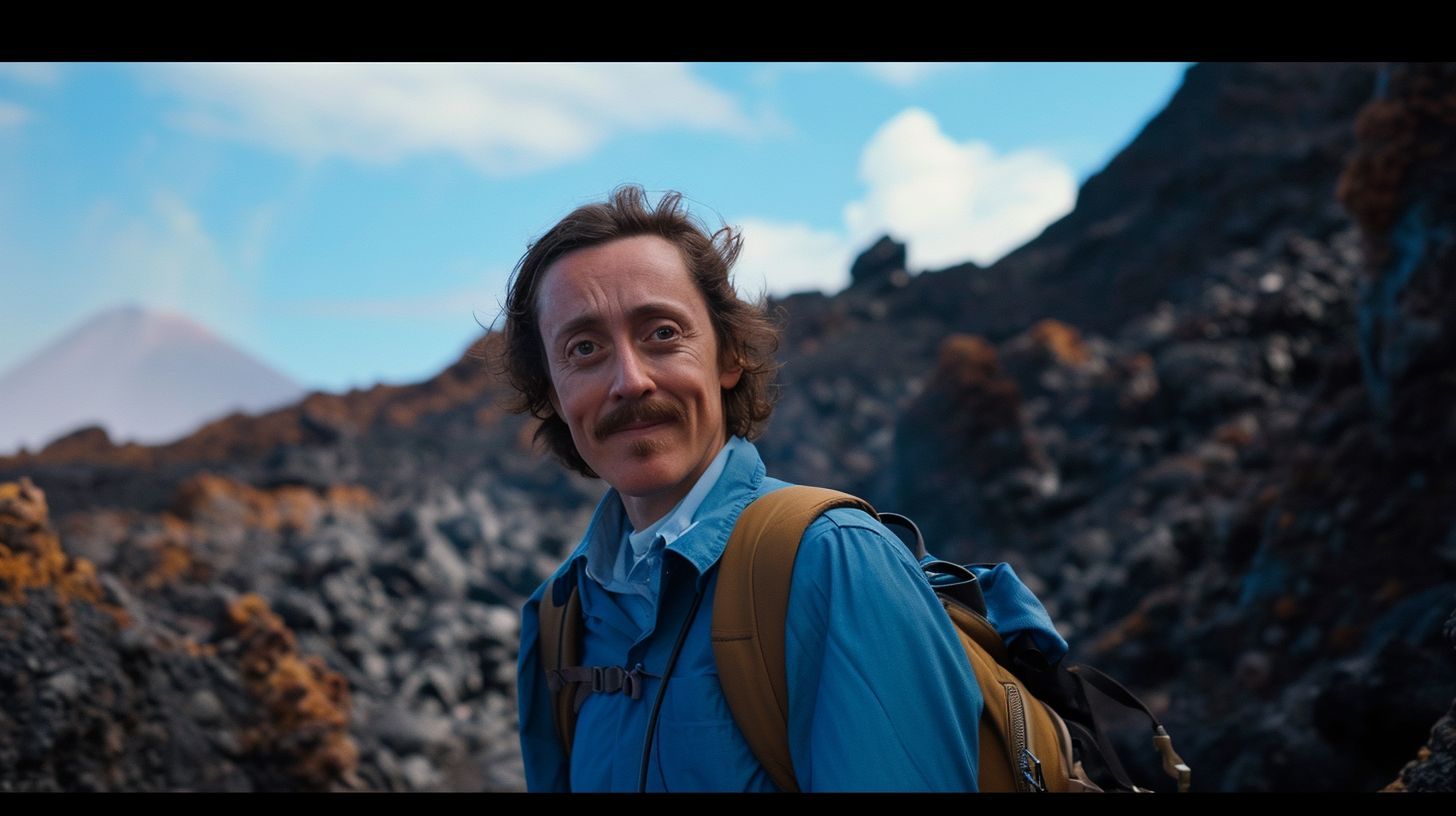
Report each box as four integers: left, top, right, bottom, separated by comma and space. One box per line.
814, 505, 890, 534
807, 506, 909, 557
753, 481, 893, 539
788, 507, 924, 592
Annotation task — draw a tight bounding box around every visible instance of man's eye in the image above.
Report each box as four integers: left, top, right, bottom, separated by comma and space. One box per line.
570, 340, 598, 357
651, 326, 678, 341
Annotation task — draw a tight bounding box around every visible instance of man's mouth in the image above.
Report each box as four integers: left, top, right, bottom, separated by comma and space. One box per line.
612, 419, 669, 434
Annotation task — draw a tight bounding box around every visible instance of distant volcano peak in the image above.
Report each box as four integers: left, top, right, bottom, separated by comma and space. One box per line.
0, 304, 305, 454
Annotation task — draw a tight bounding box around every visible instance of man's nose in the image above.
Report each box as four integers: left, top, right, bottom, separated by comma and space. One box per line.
609, 345, 655, 400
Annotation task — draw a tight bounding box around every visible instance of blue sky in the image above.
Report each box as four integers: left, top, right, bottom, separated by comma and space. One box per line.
0, 62, 1189, 393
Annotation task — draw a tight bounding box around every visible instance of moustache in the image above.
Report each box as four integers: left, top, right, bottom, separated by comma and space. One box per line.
594, 398, 686, 440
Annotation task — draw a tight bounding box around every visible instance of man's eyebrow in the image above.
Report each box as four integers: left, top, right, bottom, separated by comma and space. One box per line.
549, 302, 693, 346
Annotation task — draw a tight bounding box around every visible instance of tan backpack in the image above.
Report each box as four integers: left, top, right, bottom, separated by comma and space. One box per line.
538, 486, 1190, 793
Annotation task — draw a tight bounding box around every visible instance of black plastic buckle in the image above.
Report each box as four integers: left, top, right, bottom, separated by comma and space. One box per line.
592, 665, 626, 693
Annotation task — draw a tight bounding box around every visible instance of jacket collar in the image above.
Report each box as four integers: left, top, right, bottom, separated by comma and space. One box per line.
557, 436, 768, 598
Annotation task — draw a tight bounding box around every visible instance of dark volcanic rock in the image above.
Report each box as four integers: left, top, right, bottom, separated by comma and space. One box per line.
894, 334, 1055, 561
848, 235, 911, 292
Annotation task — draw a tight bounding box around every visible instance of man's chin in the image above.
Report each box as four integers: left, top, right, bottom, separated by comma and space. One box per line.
586, 435, 674, 485
606, 459, 684, 500
624, 436, 671, 458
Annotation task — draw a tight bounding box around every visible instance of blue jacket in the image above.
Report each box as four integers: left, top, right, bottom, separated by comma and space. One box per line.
515, 439, 1068, 792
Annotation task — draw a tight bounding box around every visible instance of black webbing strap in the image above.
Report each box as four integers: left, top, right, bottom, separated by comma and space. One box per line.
1064, 717, 1140, 792
1070, 664, 1164, 730
549, 664, 658, 713
1064, 665, 1150, 791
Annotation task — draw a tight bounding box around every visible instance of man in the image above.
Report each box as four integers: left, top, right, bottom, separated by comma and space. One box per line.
502, 185, 1054, 792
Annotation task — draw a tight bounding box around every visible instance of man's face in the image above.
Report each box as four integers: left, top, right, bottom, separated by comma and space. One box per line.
536, 234, 743, 526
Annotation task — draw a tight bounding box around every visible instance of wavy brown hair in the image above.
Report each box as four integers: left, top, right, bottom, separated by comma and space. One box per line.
495, 184, 781, 479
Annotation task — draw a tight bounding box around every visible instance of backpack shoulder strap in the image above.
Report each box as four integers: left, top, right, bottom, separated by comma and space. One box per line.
710, 485, 877, 793
537, 566, 584, 757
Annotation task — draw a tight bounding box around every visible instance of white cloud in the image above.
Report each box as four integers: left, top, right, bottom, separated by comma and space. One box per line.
844, 107, 1076, 270
860, 63, 955, 88
0, 63, 62, 86
730, 106, 1077, 297
144, 63, 753, 175
0, 100, 30, 129
732, 217, 855, 299
79, 190, 253, 340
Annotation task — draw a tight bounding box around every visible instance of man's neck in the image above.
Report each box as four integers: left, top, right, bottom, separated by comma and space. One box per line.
620, 473, 704, 532
620, 493, 676, 536
618, 438, 732, 531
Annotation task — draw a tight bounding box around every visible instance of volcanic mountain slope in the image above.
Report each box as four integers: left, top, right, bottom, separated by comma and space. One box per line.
757, 62, 1456, 792
2, 62, 1453, 791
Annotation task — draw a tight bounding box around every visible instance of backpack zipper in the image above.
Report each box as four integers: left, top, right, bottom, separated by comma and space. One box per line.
1005, 683, 1045, 792
1005, 683, 1027, 790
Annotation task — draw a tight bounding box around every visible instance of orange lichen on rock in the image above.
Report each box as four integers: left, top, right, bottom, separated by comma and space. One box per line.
0, 478, 105, 608
1273, 596, 1301, 621
1028, 319, 1093, 366
8, 426, 155, 469
1374, 577, 1404, 605
900, 333, 1055, 484
1087, 608, 1149, 656
173, 473, 375, 535
272, 486, 329, 533
0, 478, 51, 528
380, 354, 492, 428
1085, 586, 1183, 658
936, 334, 1001, 382
138, 515, 200, 590
227, 593, 359, 789
1383, 746, 1432, 792
323, 484, 375, 514
1337, 63, 1456, 271
180, 636, 218, 658
146, 543, 194, 590
1326, 624, 1366, 654
1116, 352, 1160, 408
1213, 418, 1257, 448
927, 335, 1024, 427
174, 473, 286, 531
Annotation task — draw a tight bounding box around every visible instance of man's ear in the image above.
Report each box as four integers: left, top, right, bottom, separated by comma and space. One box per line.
720, 359, 743, 391
547, 385, 561, 415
